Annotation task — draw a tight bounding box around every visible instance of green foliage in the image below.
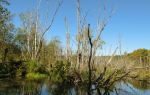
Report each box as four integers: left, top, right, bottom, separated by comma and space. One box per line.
0, 61, 25, 78
26, 60, 40, 73
46, 37, 62, 63
128, 48, 150, 64
0, 0, 21, 62
25, 60, 49, 79
14, 28, 27, 47
49, 60, 71, 82
0, 0, 13, 43
26, 73, 47, 79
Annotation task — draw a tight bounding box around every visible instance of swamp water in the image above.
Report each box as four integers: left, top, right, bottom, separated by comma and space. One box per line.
0, 79, 150, 95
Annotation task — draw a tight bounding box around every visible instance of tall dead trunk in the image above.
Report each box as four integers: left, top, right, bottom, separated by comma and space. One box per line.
35, 0, 63, 60
77, 0, 81, 68
87, 24, 92, 95
35, 14, 38, 59
64, 17, 70, 61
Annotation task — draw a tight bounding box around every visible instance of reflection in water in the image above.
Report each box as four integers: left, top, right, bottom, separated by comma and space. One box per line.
0, 79, 150, 95
0, 79, 43, 95
127, 79, 150, 90
114, 80, 150, 95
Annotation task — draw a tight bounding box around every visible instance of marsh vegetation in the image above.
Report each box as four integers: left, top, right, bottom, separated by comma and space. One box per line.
0, 0, 150, 95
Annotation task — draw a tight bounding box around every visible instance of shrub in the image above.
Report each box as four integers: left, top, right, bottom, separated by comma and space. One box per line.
49, 60, 71, 82
26, 60, 40, 73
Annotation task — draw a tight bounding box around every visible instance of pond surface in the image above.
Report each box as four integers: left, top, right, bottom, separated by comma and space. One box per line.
0, 78, 150, 95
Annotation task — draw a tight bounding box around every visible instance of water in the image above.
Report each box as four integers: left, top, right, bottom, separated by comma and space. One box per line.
0, 78, 150, 95
113, 80, 150, 95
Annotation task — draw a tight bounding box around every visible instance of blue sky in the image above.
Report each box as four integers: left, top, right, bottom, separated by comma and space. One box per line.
7, 0, 150, 54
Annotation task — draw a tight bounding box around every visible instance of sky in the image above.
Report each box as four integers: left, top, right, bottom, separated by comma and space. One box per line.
7, 0, 150, 54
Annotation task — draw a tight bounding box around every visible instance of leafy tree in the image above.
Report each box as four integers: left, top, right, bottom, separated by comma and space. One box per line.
0, 0, 20, 62
43, 37, 62, 73
128, 48, 149, 64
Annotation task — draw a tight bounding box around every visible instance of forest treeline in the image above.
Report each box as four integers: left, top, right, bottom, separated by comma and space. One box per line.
0, 0, 150, 95
128, 48, 150, 64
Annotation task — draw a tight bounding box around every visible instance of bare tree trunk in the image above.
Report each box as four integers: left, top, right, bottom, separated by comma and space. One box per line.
77, 0, 81, 69
35, 0, 63, 60
27, 32, 30, 58
64, 17, 70, 61
34, 32, 37, 59
87, 24, 92, 95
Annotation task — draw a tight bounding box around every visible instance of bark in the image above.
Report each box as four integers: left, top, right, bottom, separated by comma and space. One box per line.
64, 17, 70, 60
87, 24, 92, 95
77, 0, 81, 68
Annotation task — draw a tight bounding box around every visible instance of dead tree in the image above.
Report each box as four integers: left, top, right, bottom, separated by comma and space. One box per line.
77, 0, 81, 68
87, 24, 92, 95
64, 17, 71, 61
35, 0, 63, 60
19, 0, 63, 61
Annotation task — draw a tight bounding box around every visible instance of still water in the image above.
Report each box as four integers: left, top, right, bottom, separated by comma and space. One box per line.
0, 79, 150, 95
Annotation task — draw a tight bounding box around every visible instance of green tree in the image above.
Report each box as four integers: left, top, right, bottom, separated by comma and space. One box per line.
129, 48, 149, 64
0, 0, 20, 62
44, 37, 62, 73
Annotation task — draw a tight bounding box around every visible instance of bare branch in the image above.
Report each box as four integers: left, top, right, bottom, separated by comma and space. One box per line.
35, 0, 63, 58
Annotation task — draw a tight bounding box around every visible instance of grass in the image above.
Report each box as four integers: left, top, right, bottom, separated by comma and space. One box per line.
26, 73, 48, 80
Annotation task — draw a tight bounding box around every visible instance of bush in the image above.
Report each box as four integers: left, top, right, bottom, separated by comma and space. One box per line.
49, 60, 71, 82
26, 60, 40, 73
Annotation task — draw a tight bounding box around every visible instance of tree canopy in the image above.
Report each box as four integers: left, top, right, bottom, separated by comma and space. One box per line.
128, 48, 150, 64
